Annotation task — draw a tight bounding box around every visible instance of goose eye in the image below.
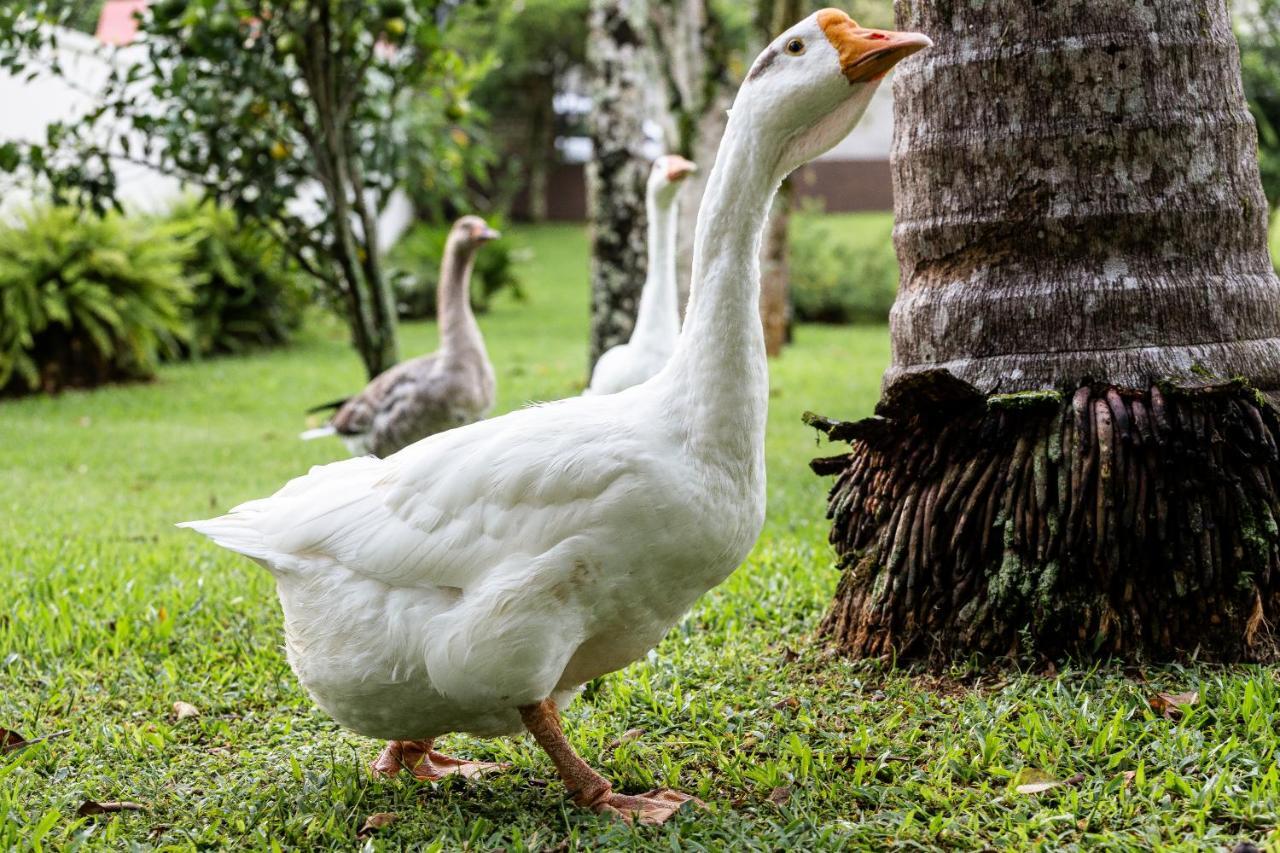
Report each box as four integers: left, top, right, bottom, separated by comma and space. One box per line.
785, 38, 805, 55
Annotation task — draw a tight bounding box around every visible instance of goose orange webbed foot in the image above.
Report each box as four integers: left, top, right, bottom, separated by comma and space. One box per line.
583, 788, 705, 825
371, 739, 507, 781
518, 699, 707, 825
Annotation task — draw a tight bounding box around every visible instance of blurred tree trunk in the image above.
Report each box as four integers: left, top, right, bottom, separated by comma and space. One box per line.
811, 0, 1280, 663
647, 0, 734, 312
586, 0, 652, 369
754, 0, 803, 356
526, 83, 555, 223
759, 188, 791, 356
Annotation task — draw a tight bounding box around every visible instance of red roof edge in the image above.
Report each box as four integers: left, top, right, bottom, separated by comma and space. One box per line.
95, 0, 150, 46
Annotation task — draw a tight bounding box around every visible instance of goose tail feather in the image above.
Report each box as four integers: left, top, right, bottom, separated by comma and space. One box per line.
306, 397, 349, 415
177, 513, 272, 564
299, 425, 337, 441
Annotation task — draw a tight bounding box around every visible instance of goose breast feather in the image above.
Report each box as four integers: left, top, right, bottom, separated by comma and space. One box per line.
184, 394, 761, 737
587, 341, 674, 396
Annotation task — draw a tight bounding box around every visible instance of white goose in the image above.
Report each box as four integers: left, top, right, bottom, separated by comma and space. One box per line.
181, 10, 928, 825
585, 154, 695, 396
301, 216, 499, 458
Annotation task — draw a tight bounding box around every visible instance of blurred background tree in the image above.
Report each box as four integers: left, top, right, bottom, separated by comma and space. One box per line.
461, 0, 589, 222
0, 0, 490, 379
1239, 0, 1280, 211
61, 0, 107, 34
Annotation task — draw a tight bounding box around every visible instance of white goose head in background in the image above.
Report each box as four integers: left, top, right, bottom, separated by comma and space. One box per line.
649, 154, 697, 203
185, 10, 930, 827
585, 154, 697, 396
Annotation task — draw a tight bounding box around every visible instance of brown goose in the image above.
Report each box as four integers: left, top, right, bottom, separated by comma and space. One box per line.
301, 216, 499, 457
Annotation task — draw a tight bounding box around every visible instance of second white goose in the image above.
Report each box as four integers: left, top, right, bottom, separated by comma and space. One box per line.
585, 154, 695, 396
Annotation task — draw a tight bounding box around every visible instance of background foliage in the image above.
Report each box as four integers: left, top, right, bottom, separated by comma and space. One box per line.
162, 199, 309, 356
0, 206, 189, 395
789, 211, 899, 324
1239, 0, 1280, 210
0, 0, 492, 378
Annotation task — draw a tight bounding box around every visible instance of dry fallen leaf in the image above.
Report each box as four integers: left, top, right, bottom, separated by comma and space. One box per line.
1149, 690, 1198, 719
608, 728, 644, 750
1, 728, 69, 754
357, 812, 397, 838
77, 801, 146, 817
1120, 770, 1136, 788
772, 696, 800, 711
1014, 768, 1064, 795
767, 785, 791, 806
172, 701, 200, 721
0, 727, 28, 752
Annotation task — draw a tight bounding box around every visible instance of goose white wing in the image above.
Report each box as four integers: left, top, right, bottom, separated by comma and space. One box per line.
183, 396, 646, 592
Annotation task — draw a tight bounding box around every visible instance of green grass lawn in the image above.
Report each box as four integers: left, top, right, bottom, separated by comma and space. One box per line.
2, 223, 1278, 851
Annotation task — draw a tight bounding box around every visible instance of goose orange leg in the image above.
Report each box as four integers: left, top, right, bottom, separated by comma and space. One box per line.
518, 699, 703, 825
371, 739, 505, 781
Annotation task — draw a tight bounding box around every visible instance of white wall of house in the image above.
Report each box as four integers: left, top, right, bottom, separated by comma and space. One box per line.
0, 26, 182, 218
817, 82, 894, 162
0, 24, 415, 250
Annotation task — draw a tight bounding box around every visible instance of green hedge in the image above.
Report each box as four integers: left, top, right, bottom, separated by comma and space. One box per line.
0, 206, 190, 395
387, 220, 524, 320
0, 202, 309, 396
789, 212, 899, 324
790, 211, 1280, 326
164, 200, 307, 356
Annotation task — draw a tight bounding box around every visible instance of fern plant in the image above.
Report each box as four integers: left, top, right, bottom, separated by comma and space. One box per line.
0, 207, 190, 394
163, 200, 307, 356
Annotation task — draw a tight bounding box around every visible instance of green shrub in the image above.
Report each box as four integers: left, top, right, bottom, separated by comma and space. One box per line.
388, 220, 525, 320
0, 206, 189, 395
790, 212, 899, 324
163, 200, 308, 356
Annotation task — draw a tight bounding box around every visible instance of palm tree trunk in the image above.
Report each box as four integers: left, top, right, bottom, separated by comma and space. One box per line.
812, 0, 1280, 663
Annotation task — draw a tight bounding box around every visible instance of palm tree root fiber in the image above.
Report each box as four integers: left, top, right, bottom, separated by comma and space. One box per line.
807, 370, 1280, 664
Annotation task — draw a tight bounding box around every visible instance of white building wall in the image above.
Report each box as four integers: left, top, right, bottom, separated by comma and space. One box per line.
0, 26, 182, 218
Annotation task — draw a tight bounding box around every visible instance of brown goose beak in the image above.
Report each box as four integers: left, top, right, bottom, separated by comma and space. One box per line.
666, 156, 697, 183
817, 8, 932, 84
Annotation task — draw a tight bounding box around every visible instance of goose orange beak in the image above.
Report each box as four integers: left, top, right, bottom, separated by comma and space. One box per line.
817, 9, 932, 84
666, 156, 697, 183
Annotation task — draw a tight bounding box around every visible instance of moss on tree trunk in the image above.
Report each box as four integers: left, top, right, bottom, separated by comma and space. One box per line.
814, 0, 1280, 663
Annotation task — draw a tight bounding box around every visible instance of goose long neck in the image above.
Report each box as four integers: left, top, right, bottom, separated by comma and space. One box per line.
629, 188, 681, 347
437, 238, 485, 361
664, 103, 782, 460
